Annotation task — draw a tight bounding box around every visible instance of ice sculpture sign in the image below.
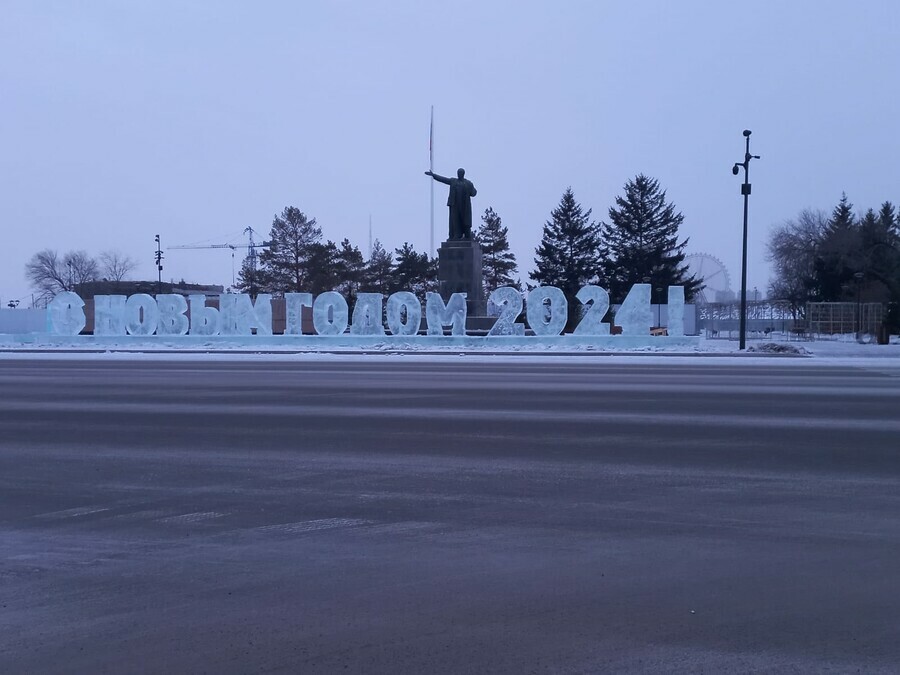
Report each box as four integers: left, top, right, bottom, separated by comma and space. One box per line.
45, 284, 687, 340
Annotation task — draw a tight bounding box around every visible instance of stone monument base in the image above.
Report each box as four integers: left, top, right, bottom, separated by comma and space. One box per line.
438, 239, 485, 317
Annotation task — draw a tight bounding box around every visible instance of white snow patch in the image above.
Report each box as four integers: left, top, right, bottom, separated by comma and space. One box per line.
2, 331, 899, 369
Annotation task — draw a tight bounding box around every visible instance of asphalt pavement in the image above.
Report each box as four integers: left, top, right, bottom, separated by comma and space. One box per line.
1, 356, 899, 673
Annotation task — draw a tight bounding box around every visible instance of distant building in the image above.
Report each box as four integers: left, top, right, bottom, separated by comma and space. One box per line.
74, 280, 225, 299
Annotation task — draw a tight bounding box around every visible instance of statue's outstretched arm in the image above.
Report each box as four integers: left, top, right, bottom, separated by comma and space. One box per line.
425, 171, 452, 185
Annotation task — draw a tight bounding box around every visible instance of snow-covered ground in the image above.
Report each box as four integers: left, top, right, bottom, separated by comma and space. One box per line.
1, 332, 898, 370
700, 332, 900, 358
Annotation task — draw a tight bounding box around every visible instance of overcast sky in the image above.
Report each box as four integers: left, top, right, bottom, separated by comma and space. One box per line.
2, 0, 899, 306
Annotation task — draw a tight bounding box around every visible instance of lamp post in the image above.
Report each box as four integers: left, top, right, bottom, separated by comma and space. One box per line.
732, 130, 761, 350
854, 271, 864, 340
154, 234, 164, 297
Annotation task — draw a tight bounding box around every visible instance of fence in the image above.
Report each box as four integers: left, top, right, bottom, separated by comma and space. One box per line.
699, 301, 887, 340
806, 302, 883, 336
698, 301, 800, 339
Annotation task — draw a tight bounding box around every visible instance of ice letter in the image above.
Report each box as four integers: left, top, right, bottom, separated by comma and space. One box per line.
285, 293, 313, 335
156, 294, 189, 336
250, 294, 273, 336
313, 291, 349, 335
218, 295, 242, 335
426, 292, 467, 336
526, 286, 567, 336
667, 286, 685, 336
125, 294, 160, 336
386, 291, 421, 336
48, 292, 86, 335
350, 293, 385, 336
93, 295, 127, 335
573, 285, 611, 335
616, 283, 652, 335
189, 295, 219, 336
219, 294, 273, 336
487, 287, 523, 336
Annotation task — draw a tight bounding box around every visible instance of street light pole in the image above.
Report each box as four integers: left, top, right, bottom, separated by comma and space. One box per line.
732, 130, 760, 350
154, 234, 164, 297
854, 271, 864, 340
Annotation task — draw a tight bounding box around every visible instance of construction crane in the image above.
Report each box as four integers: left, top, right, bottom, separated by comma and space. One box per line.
170, 227, 270, 293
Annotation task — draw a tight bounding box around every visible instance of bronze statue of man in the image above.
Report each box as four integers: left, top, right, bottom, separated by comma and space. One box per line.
425, 168, 477, 240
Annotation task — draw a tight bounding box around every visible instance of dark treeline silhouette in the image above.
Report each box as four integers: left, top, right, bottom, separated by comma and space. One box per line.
233, 206, 440, 300
233, 205, 522, 303
235, 174, 697, 317
767, 193, 899, 327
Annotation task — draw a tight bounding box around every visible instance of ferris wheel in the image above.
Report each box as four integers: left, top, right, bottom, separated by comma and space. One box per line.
685, 253, 733, 304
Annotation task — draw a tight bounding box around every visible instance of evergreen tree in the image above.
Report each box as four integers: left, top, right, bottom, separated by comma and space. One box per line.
392, 242, 437, 297
235, 249, 266, 295
814, 193, 860, 300
858, 202, 900, 302
425, 256, 439, 293
531, 188, 604, 330
876, 202, 900, 300
362, 239, 394, 294
334, 238, 366, 303
475, 207, 519, 293
859, 207, 882, 252
305, 240, 340, 295
256, 206, 323, 293
601, 174, 700, 304
825, 192, 856, 236
878, 201, 898, 238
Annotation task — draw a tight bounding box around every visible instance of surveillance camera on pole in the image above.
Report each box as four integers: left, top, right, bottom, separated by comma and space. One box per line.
731, 130, 761, 350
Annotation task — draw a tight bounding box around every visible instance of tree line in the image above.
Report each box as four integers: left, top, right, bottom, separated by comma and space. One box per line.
767, 194, 900, 324
235, 173, 699, 312
232, 205, 523, 303
23, 174, 700, 315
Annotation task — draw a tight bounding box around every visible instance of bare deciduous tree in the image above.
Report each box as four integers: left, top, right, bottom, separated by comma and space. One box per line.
66, 251, 98, 285
99, 250, 137, 282
25, 249, 67, 303
766, 209, 828, 316
25, 249, 98, 304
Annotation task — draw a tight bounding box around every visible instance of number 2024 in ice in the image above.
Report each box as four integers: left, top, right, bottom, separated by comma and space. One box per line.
487, 284, 685, 337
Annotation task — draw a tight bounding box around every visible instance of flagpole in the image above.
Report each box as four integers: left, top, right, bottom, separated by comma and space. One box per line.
429, 105, 435, 256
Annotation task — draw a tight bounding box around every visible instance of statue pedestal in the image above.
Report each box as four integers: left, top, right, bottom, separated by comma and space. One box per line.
438, 239, 485, 317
